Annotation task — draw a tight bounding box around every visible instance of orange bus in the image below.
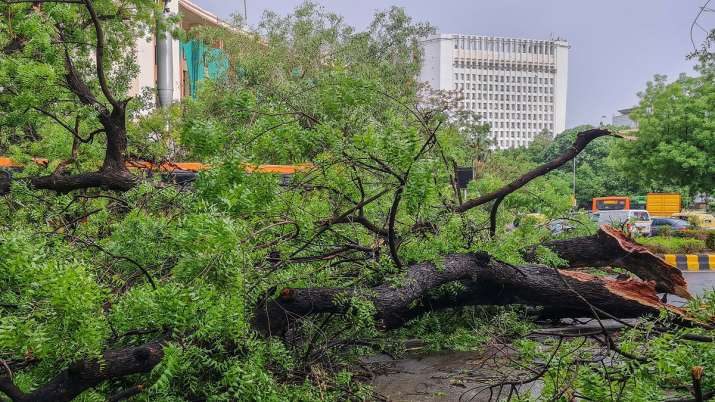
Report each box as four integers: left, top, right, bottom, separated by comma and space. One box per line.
592, 196, 630, 212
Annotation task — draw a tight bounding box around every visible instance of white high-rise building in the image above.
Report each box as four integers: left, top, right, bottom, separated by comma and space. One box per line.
419, 34, 569, 149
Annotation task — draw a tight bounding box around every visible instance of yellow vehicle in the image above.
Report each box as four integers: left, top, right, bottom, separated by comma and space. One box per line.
646, 193, 681, 217
672, 211, 715, 230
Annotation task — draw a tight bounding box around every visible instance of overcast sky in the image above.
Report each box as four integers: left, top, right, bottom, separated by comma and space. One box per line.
191, 0, 704, 128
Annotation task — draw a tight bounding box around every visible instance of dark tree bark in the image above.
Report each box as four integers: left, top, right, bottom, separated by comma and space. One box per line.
28, 169, 135, 193
0, 342, 163, 402
523, 225, 690, 299
253, 252, 686, 335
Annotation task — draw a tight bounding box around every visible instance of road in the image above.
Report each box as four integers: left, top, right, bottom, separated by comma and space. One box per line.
684, 271, 715, 297
669, 271, 715, 306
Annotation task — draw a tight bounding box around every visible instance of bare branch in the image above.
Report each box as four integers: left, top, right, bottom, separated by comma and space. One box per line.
455, 129, 619, 213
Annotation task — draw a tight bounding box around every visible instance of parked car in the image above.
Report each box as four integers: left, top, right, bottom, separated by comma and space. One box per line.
650, 218, 691, 236
597, 209, 652, 235
671, 212, 715, 231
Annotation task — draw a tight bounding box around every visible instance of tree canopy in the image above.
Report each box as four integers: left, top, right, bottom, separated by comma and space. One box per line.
613, 73, 715, 194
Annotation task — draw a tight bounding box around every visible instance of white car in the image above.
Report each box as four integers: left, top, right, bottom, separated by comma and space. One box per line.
596, 209, 652, 235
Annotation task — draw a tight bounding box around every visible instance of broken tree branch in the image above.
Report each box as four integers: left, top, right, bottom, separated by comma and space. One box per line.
0, 341, 163, 402
523, 225, 690, 298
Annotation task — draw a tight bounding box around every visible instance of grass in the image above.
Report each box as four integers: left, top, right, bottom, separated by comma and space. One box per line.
637, 236, 708, 254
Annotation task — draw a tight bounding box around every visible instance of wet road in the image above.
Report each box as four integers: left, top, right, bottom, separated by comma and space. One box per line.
683, 271, 715, 297
669, 271, 715, 306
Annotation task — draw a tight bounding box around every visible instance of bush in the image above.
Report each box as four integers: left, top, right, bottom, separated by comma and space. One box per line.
673, 229, 710, 241
637, 236, 707, 254
707, 232, 715, 250
658, 225, 673, 238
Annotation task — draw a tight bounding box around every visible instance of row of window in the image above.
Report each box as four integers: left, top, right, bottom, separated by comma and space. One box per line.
492, 130, 548, 141
456, 74, 555, 85
453, 36, 556, 56
459, 100, 554, 112
493, 131, 541, 139
457, 91, 555, 103
471, 110, 555, 124
497, 139, 531, 149
457, 83, 555, 94
453, 59, 557, 73
489, 120, 553, 129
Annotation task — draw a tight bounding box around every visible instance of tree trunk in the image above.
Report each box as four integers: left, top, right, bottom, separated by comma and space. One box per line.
24, 106, 135, 193
253, 252, 687, 335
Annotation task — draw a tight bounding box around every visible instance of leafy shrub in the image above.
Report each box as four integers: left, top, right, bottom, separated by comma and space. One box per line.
658, 225, 673, 238
673, 229, 711, 241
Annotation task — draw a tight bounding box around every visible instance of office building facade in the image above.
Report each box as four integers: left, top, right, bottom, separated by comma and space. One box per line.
420, 34, 569, 149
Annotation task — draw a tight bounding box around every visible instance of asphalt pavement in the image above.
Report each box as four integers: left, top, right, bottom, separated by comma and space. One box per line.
669, 271, 715, 306
683, 271, 715, 297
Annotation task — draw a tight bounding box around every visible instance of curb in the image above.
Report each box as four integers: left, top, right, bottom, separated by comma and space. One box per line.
661, 254, 715, 271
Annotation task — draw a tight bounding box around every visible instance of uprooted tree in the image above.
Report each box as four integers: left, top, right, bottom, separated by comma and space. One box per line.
1, 2, 713, 401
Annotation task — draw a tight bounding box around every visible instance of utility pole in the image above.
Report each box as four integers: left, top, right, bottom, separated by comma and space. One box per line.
244, 0, 248, 26
156, 0, 173, 108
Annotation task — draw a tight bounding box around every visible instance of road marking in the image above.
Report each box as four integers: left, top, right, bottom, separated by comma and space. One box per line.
664, 254, 677, 268
686, 255, 700, 272
661, 254, 714, 271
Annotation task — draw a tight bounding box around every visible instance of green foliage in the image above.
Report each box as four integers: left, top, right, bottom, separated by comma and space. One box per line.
395, 307, 533, 352
0, 0, 168, 165
518, 125, 642, 208
514, 302, 715, 401
614, 72, 715, 193
0, 230, 108, 363
1, 2, 713, 401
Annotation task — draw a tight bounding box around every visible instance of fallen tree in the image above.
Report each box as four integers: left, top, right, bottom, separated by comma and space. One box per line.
0, 234, 694, 401
0, 2, 703, 396
253, 251, 688, 335
253, 127, 690, 336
